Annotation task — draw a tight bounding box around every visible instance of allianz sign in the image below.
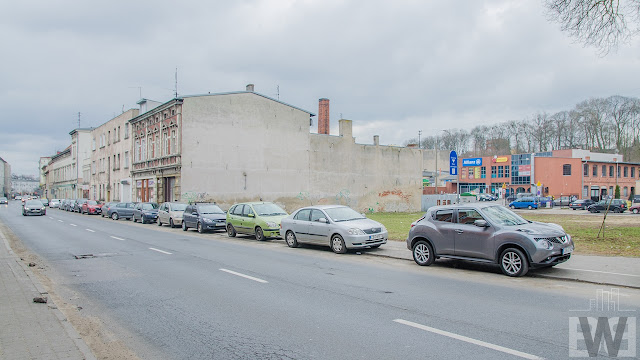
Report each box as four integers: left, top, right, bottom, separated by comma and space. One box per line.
462, 158, 483, 166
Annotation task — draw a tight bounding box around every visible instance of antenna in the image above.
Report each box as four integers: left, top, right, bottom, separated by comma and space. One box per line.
174, 67, 178, 98
277, 85, 280, 100
78, 112, 81, 128
128, 86, 142, 99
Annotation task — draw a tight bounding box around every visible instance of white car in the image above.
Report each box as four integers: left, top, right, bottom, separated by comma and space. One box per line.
49, 199, 61, 208
157, 202, 188, 228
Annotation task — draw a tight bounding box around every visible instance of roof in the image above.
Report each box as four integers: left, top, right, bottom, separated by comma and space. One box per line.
181, 90, 316, 116
69, 128, 95, 135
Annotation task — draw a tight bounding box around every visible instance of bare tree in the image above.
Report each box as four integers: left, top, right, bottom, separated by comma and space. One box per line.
545, 0, 640, 54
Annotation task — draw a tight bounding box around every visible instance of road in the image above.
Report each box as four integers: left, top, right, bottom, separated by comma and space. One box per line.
1, 201, 639, 359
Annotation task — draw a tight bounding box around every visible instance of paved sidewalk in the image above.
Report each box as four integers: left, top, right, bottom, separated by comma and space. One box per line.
366, 240, 640, 289
0, 229, 96, 360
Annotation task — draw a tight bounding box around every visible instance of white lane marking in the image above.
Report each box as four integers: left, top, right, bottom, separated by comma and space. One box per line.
393, 319, 544, 360
219, 268, 268, 283
560, 267, 640, 278
58, 220, 64, 223
149, 247, 172, 255
70, 224, 77, 227
110, 236, 125, 241
85, 229, 95, 233
49, 217, 54, 219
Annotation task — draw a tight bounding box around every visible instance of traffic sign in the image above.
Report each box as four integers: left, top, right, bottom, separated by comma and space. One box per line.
449, 151, 458, 176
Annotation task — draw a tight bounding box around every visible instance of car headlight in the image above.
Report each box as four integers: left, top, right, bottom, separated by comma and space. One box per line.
381, 225, 387, 233
203, 218, 213, 223
536, 239, 553, 250
348, 228, 366, 235
266, 221, 277, 228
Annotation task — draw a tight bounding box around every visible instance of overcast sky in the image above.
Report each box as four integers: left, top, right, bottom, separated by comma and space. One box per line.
1, 0, 639, 176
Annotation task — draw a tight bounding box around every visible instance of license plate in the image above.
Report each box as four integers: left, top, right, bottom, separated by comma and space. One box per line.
369, 234, 384, 240
562, 246, 574, 255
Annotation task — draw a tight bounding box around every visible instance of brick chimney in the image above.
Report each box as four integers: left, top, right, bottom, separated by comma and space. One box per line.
318, 98, 330, 135
246, 84, 255, 92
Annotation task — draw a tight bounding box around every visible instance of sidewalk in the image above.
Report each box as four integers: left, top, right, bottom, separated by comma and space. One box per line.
367, 240, 640, 289
0, 229, 96, 360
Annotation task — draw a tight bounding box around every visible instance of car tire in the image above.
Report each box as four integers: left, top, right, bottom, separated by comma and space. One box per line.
182, 221, 188, 231
197, 222, 204, 233
499, 248, 529, 277
330, 234, 347, 254
285, 231, 298, 248
613, 208, 621, 213
111, 213, 119, 220
170, 219, 175, 228
255, 227, 265, 241
527, 205, 533, 210
227, 224, 236, 237
157, 218, 163, 226
412, 240, 435, 266
510, 205, 515, 209
133, 216, 137, 223
633, 209, 639, 214
43, 211, 46, 216
22, 212, 26, 216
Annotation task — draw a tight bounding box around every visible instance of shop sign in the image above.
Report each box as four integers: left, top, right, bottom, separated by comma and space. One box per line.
495, 156, 508, 163
519, 164, 531, 176
462, 158, 482, 166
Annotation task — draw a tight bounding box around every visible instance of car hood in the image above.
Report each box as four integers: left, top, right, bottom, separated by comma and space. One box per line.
201, 213, 226, 221
513, 221, 566, 237
335, 218, 383, 231
260, 214, 289, 223
143, 209, 159, 213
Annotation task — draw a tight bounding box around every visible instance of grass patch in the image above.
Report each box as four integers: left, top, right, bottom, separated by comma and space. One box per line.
368, 212, 640, 257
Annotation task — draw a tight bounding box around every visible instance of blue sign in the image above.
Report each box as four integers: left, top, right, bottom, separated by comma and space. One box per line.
449, 150, 458, 176
462, 157, 482, 167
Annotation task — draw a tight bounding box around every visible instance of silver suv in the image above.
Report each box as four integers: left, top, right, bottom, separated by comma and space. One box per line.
406, 204, 574, 277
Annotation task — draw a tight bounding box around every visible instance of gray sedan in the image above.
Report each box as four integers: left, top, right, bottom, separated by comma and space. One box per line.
23, 200, 46, 216
280, 205, 387, 253
406, 203, 574, 277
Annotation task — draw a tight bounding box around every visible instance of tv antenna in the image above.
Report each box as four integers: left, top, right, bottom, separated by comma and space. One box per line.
174, 67, 178, 98
78, 112, 81, 128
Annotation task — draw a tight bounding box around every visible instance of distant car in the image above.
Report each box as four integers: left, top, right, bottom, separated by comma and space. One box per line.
81, 200, 102, 215
569, 199, 595, 210
22, 200, 46, 216
226, 202, 288, 240
478, 194, 493, 201
49, 199, 61, 208
182, 203, 227, 233
553, 196, 573, 207
108, 202, 136, 220
630, 204, 640, 214
406, 203, 574, 277
39, 198, 49, 207
74, 199, 88, 213
508, 197, 539, 209
66, 199, 77, 211
133, 202, 159, 224
587, 199, 627, 213
15, 195, 22, 200
0, 197, 7, 204
101, 202, 117, 217
280, 205, 388, 253
157, 202, 188, 228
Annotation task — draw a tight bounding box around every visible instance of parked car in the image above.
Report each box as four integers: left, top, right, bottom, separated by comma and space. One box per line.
158, 202, 188, 228
101, 202, 117, 217
22, 199, 46, 216
226, 202, 288, 240
49, 199, 61, 208
108, 202, 136, 220
66, 199, 77, 211
587, 199, 627, 213
81, 200, 102, 215
569, 199, 595, 210
280, 205, 388, 253
0, 197, 7, 205
553, 196, 573, 207
133, 202, 159, 224
478, 194, 494, 201
508, 197, 539, 209
633, 195, 640, 204
182, 203, 226, 233
406, 203, 574, 277
630, 203, 640, 214
39, 198, 49, 207
74, 199, 88, 212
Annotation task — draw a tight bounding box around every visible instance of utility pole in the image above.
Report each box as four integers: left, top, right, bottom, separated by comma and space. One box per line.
78, 112, 81, 128
418, 130, 422, 149
435, 135, 438, 193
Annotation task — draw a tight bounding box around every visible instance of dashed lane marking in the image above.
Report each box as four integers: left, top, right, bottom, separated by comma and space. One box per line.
149, 247, 172, 255
110, 236, 125, 241
219, 268, 268, 283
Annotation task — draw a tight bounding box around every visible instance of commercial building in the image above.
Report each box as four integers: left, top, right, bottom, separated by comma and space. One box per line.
0, 157, 10, 197
457, 150, 639, 200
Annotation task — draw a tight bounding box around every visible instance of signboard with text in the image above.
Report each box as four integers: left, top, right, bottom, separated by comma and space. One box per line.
462, 158, 482, 167
449, 151, 458, 176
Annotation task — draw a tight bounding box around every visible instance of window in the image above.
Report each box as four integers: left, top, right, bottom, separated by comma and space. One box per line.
232, 205, 244, 215
491, 166, 496, 178
624, 187, 628, 197
125, 123, 129, 139
124, 151, 129, 168
141, 138, 146, 161
117, 154, 120, 169
583, 164, 588, 176
113, 155, 116, 170
457, 209, 484, 225
602, 165, 607, 177
311, 210, 326, 222
498, 166, 504, 178
593, 165, 597, 177
92, 161, 96, 174
171, 130, 177, 154
163, 131, 168, 156
617, 166, 621, 178
504, 166, 509, 178
117, 126, 121, 141
434, 209, 453, 222
481, 166, 486, 179
92, 138, 96, 151
632, 167, 635, 178
134, 140, 140, 162
563, 164, 571, 176
609, 166, 614, 177
294, 209, 311, 221
108, 131, 111, 145
242, 205, 254, 217
624, 166, 628, 177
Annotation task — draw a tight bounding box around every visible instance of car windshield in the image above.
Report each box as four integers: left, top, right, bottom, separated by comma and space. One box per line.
198, 205, 224, 214
25, 200, 42, 207
171, 203, 187, 211
482, 206, 529, 226
253, 203, 287, 216
324, 207, 366, 222
87, 201, 98, 205
142, 203, 158, 210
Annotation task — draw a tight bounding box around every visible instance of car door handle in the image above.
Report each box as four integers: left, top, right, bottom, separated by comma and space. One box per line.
455, 229, 464, 234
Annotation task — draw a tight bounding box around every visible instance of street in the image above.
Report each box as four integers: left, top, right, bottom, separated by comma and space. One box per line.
1, 201, 639, 360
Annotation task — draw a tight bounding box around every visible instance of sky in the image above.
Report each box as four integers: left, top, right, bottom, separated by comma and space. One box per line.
1, 0, 639, 176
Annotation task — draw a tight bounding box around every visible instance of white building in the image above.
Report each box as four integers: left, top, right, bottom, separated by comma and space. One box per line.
0, 157, 10, 197
70, 128, 94, 198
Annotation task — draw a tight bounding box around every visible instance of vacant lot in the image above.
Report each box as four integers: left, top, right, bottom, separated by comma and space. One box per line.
368, 211, 640, 257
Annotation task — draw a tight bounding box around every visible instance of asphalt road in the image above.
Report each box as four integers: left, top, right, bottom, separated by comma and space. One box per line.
1, 201, 639, 360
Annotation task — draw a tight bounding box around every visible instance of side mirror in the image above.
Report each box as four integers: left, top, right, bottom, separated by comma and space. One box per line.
318, 217, 329, 224
248, 213, 255, 218
474, 220, 489, 227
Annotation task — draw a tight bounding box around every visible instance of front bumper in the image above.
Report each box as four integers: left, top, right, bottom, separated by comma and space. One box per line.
143, 214, 158, 221
24, 209, 45, 215
202, 220, 226, 230
263, 228, 281, 238
345, 232, 388, 249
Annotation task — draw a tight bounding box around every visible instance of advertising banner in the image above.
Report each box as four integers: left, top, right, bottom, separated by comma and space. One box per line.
518, 164, 531, 176
462, 158, 482, 167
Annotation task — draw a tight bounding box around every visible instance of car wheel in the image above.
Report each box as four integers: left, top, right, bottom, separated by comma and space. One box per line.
22, 212, 26, 216
197, 222, 204, 233
330, 234, 347, 254
412, 240, 435, 266
255, 227, 265, 241
633, 209, 639, 214
613, 208, 621, 213
527, 205, 533, 210
285, 231, 298, 248
499, 248, 529, 277
182, 221, 188, 231
43, 211, 46, 216
170, 219, 175, 228
157, 218, 163, 226
510, 205, 515, 209
133, 216, 137, 223
227, 224, 236, 237
111, 212, 119, 220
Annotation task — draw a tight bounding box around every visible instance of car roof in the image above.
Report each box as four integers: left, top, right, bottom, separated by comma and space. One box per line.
296, 205, 349, 210
232, 202, 275, 206
427, 203, 498, 212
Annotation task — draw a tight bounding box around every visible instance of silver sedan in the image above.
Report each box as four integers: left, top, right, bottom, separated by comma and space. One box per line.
280, 205, 387, 253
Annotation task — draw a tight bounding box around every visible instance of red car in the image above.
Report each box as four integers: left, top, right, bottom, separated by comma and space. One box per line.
630, 204, 640, 214
81, 200, 103, 215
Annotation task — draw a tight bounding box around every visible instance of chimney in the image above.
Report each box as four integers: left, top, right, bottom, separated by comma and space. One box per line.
339, 119, 353, 140
373, 135, 379, 146
318, 98, 330, 135
246, 84, 255, 92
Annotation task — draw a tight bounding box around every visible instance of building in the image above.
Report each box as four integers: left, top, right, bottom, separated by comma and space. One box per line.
90, 109, 140, 202
128, 85, 424, 212
44, 147, 74, 199
11, 174, 39, 195
0, 157, 10, 197
69, 128, 94, 198
457, 150, 640, 200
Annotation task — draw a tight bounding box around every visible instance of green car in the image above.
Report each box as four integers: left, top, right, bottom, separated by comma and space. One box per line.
226, 202, 288, 240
